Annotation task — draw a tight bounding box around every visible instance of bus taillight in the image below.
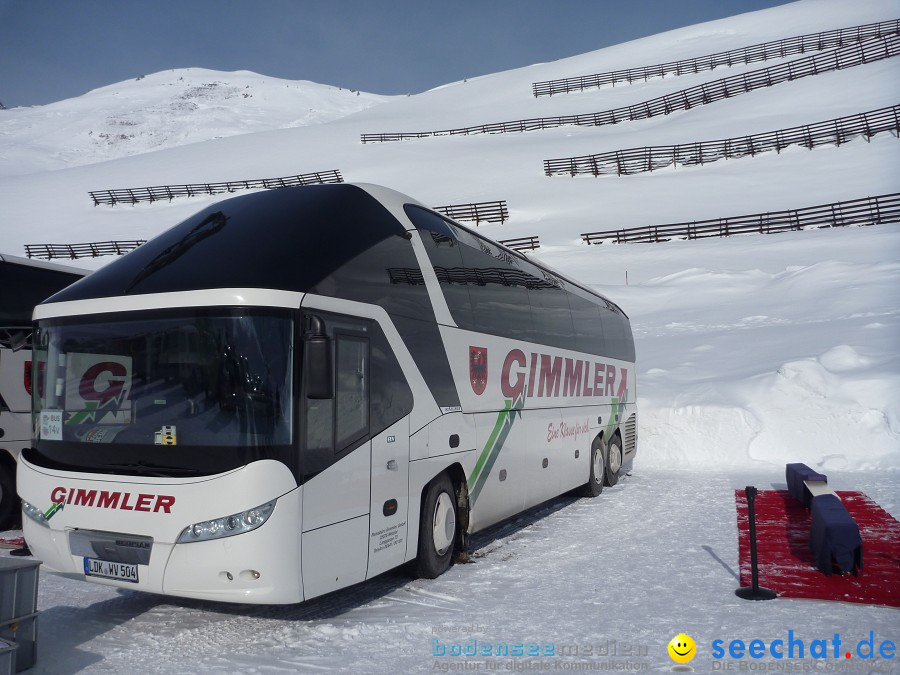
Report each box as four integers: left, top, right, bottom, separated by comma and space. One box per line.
24, 361, 32, 395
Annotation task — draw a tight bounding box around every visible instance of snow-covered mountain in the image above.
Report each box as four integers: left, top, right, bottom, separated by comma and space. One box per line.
0, 68, 393, 176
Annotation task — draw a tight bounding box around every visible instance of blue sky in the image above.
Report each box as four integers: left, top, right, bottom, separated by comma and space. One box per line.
1, 0, 795, 108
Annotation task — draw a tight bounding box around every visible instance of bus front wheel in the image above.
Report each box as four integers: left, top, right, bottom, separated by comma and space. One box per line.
415, 473, 457, 579
580, 438, 606, 498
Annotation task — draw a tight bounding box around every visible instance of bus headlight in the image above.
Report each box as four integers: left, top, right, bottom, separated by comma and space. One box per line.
22, 500, 50, 527
176, 500, 276, 543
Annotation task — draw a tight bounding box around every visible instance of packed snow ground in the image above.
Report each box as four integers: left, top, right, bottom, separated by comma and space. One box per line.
0, 0, 898, 672
3, 467, 899, 674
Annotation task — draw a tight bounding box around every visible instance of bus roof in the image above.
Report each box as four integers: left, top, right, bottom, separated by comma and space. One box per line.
42, 183, 626, 315
44, 184, 411, 305
0, 253, 87, 328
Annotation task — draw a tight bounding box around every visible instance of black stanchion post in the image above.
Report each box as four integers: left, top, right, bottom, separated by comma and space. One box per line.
736, 485, 777, 601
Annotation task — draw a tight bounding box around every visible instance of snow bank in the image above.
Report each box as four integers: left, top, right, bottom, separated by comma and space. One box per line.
570, 228, 900, 473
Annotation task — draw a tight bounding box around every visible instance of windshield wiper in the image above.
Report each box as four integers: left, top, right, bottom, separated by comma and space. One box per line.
125, 211, 229, 292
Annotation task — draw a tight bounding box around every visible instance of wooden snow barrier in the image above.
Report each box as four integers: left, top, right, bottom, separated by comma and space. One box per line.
433, 200, 509, 224
362, 32, 900, 142
580, 193, 900, 245
497, 235, 540, 252
89, 169, 344, 206
785, 463, 863, 576
25, 240, 146, 260
532, 18, 900, 96
544, 104, 900, 177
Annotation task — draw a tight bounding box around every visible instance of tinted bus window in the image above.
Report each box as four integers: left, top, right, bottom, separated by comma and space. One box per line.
568, 293, 607, 355
404, 207, 474, 328
600, 304, 636, 363
404, 204, 635, 361
406, 205, 536, 341
515, 258, 575, 350
453, 229, 533, 342
334, 335, 369, 451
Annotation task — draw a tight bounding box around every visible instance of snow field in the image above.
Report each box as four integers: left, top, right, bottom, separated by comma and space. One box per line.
12, 469, 899, 673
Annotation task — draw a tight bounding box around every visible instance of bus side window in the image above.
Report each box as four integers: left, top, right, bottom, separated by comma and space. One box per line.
568, 292, 606, 355
335, 335, 369, 452
369, 327, 413, 436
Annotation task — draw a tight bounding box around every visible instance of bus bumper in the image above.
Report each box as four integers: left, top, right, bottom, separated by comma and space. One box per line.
18, 458, 304, 604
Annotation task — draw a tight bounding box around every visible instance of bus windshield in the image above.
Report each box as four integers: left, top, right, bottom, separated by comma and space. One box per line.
29, 309, 294, 476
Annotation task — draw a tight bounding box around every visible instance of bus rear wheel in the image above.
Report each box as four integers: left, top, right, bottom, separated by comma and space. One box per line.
580, 438, 605, 498
415, 473, 457, 579
605, 437, 622, 487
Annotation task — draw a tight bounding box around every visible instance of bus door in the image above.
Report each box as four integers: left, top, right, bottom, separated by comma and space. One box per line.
300, 329, 372, 600
367, 416, 409, 578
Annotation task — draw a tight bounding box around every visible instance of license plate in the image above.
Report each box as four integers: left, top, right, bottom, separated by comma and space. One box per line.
83, 558, 139, 583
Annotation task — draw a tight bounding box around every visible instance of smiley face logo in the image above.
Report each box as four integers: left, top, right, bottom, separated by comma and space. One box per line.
668, 633, 696, 664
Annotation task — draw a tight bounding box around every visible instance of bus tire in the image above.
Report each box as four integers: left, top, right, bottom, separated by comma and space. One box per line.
415, 473, 457, 579
605, 437, 622, 487
0, 467, 18, 530
580, 438, 605, 497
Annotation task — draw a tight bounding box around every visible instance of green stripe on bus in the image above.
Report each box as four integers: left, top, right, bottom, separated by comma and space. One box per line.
468, 393, 524, 506
468, 399, 513, 488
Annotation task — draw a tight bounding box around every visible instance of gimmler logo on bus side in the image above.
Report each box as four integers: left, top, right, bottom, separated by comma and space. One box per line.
470, 347, 629, 401
466, 347, 630, 509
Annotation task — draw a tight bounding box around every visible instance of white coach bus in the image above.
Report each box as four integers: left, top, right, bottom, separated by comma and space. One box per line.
0, 254, 85, 527
19, 184, 636, 604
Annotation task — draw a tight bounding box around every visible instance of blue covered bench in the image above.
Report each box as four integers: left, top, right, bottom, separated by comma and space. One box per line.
786, 462, 828, 507
785, 462, 863, 576
810, 494, 863, 576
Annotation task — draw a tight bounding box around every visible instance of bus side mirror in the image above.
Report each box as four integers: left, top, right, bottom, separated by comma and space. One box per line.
303, 316, 333, 399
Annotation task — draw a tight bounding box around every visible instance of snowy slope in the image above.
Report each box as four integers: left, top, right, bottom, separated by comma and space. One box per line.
0, 0, 899, 672
0, 0, 896, 473
0, 68, 393, 177
0, 3, 897, 250
0, 0, 896, 462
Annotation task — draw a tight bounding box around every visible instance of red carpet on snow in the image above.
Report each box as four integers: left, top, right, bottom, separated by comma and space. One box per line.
735, 489, 900, 607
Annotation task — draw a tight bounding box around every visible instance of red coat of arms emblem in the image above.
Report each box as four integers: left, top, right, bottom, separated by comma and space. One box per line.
469, 346, 488, 395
